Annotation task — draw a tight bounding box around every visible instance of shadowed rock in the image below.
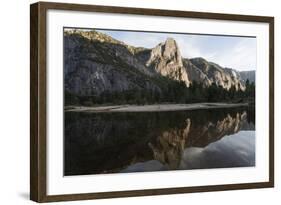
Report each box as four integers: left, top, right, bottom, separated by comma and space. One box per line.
64, 29, 252, 98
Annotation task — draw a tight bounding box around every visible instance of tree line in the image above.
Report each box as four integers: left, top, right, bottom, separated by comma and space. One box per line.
65, 79, 255, 106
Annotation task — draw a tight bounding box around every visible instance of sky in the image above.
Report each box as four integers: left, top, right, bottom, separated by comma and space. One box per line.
76, 28, 257, 71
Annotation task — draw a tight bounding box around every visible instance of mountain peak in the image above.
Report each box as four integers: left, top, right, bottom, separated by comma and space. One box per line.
64, 29, 249, 95
141, 37, 190, 86
161, 38, 181, 61
164, 37, 177, 45
64, 29, 122, 45
190, 57, 208, 63
163, 37, 178, 50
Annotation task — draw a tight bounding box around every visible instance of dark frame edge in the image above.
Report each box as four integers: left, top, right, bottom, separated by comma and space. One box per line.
30, 2, 39, 202
30, 2, 48, 203
269, 17, 274, 188
30, 1, 274, 203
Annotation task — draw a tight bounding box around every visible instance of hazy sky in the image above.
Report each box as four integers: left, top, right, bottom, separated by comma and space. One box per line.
75, 28, 256, 71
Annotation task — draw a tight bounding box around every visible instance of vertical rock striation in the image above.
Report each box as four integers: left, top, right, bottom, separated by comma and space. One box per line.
64, 29, 253, 98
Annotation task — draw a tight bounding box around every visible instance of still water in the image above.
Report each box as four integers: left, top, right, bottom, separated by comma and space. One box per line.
64, 107, 255, 176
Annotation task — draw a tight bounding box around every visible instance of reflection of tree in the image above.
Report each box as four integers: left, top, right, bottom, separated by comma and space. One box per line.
147, 111, 250, 169
64, 107, 255, 175
187, 111, 247, 147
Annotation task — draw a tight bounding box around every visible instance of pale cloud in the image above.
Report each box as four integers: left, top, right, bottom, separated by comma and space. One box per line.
206, 38, 256, 70
174, 37, 203, 58
98, 29, 256, 71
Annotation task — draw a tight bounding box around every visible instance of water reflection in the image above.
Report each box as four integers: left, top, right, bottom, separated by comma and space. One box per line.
64, 107, 255, 176
179, 131, 255, 170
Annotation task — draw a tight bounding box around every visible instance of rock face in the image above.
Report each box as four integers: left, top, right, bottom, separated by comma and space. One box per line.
64, 29, 252, 97
240, 70, 256, 84
183, 58, 212, 87
137, 38, 190, 86
189, 58, 246, 91
64, 30, 160, 96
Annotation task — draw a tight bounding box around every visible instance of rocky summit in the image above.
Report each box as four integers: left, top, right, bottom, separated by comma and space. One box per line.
136, 38, 190, 86
64, 29, 254, 98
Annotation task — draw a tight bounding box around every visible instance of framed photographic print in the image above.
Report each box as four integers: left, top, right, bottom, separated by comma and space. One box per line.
30, 1, 274, 202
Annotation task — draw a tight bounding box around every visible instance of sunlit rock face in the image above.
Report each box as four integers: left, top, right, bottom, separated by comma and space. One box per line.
64, 108, 255, 175
64, 29, 250, 98
183, 58, 212, 87
141, 38, 191, 86
190, 58, 246, 91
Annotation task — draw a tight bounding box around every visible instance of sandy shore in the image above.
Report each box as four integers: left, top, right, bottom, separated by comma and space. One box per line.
65, 102, 249, 113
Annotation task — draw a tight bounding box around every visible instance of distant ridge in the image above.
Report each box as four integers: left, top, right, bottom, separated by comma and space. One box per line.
239, 70, 255, 83
64, 29, 255, 99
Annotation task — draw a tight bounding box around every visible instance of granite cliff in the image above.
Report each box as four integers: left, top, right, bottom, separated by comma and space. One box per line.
64, 29, 254, 100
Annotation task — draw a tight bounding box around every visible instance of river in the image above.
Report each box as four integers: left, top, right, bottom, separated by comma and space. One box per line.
64, 106, 255, 176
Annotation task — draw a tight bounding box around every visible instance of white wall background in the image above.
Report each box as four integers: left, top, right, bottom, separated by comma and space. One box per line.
0, 0, 279, 204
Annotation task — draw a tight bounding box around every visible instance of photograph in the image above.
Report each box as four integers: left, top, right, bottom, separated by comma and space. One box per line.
29, 2, 274, 202
63, 28, 256, 176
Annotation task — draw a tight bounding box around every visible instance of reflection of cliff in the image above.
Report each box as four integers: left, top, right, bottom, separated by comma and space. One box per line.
149, 119, 191, 169
148, 111, 250, 169
64, 108, 255, 175
187, 111, 247, 147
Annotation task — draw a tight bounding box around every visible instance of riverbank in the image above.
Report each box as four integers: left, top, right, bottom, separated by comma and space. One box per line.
65, 102, 249, 113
